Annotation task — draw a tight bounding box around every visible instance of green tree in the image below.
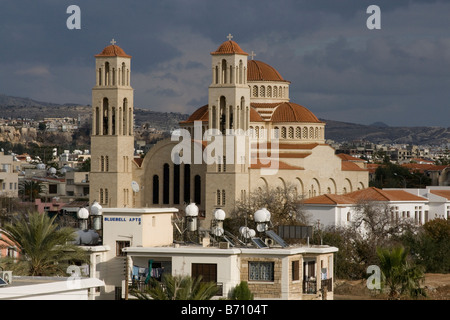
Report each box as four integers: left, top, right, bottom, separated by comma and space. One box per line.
377, 246, 426, 300
230, 281, 254, 300
0, 211, 89, 276
18, 180, 46, 202
401, 218, 450, 273
131, 274, 218, 300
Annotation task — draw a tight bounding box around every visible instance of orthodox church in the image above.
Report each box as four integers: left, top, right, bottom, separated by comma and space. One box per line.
89, 36, 369, 224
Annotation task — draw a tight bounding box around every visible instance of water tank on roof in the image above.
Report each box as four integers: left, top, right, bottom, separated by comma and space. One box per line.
75, 229, 100, 245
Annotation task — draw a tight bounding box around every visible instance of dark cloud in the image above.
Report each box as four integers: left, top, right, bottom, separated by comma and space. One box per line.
1, 0, 449, 126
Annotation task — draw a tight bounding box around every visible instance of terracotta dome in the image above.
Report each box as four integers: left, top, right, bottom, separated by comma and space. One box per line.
247, 60, 287, 82
211, 40, 248, 56
270, 102, 322, 123
181, 105, 264, 123
95, 45, 131, 58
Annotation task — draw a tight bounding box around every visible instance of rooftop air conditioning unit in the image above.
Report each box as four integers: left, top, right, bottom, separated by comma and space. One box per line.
0, 271, 12, 284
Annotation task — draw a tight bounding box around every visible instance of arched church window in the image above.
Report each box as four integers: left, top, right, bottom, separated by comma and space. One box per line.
212, 106, 217, 129
315, 127, 318, 139
253, 86, 258, 97
255, 126, 260, 139
194, 175, 201, 204
153, 175, 159, 204
302, 127, 308, 139
296, 127, 301, 139
105, 62, 110, 86
220, 96, 226, 132
309, 127, 314, 139
216, 189, 221, 206
163, 163, 170, 204
267, 86, 272, 97
273, 86, 277, 97
173, 164, 180, 205
273, 127, 280, 139
215, 66, 219, 84
222, 190, 226, 205
260, 86, 265, 97
122, 63, 126, 85
221, 59, 227, 84
123, 98, 128, 136
279, 86, 283, 98
184, 164, 190, 203
288, 127, 294, 139
281, 127, 287, 139
102, 98, 109, 135
239, 60, 243, 84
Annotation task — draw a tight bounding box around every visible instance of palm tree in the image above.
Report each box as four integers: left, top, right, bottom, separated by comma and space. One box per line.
0, 211, 89, 276
18, 180, 46, 202
131, 274, 218, 300
376, 245, 426, 299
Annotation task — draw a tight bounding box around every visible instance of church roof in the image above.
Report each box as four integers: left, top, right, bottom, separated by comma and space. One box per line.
247, 60, 288, 82
269, 102, 322, 123
181, 105, 264, 123
211, 40, 248, 56
95, 44, 131, 58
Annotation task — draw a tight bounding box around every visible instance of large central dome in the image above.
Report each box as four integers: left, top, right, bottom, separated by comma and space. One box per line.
247, 60, 288, 82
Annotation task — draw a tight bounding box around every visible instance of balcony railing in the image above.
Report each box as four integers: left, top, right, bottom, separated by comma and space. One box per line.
129, 279, 223, 297
303, 278, 332, 294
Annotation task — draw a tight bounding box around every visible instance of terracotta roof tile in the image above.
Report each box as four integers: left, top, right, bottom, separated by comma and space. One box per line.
211, 40, 248, 55
429, 189, 450, 200
247, 60, 288, 82
304, 187, 428, 205
270, 102, 322, 123
95, 45, 131, 58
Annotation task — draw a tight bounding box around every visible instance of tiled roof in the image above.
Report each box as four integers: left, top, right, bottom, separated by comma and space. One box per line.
341, 161, 367, 171
247, 60, 288, 82
181, 105, 264, 123
95, 45, 131, 58
429, 189, 450, 200
181, 105, 209, 123
270, 102, 322, 123
250, 159, 304, 170
304, 187, 428, 205
337, 154, 365, 162
211, 40, 248, 56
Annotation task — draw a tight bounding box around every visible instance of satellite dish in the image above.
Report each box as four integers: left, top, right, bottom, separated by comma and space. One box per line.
131, 181, 140, 193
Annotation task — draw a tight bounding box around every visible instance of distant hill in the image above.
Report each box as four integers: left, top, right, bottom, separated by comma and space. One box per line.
322, 118, 450, 146
1, 94, 448, 145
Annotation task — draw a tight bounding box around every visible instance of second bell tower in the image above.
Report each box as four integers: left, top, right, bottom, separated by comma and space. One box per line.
90, 39, 135, 208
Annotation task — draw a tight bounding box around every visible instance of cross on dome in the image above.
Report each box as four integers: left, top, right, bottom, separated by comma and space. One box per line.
110, 38, 117, 45
226, 33, 233, 41
250, 51, 257, 60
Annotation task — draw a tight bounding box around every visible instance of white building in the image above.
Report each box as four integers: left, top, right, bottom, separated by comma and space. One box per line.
302, 187, 431, 229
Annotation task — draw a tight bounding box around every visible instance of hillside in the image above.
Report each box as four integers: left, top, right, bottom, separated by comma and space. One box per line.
1, 94, 449, 146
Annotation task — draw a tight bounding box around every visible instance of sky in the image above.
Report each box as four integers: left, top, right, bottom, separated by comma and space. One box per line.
1, 0, 450, 127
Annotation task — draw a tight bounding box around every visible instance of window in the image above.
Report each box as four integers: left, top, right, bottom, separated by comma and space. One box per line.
292, 260, 300, 281
194, 175, 201, 204
116, 241, 130, 256
217, 189, 221, 206
249, 262, 274, 281
163, 163, 170, 204
192, 263, 217, 283
152, 175, 159, 204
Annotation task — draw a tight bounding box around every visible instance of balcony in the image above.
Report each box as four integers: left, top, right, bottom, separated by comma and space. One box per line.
303, 278, 332, 294
128, 279, 224, 298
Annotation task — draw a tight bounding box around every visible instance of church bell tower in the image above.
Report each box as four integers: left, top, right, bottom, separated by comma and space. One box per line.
90, 39, 135, 208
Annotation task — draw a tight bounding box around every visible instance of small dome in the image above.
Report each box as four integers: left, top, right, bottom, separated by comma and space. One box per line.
182, 105, 209, 123
271, 102, 322, 123
211, 40, 248, 56
95, 44, 131, 58
247, 60, 287, 82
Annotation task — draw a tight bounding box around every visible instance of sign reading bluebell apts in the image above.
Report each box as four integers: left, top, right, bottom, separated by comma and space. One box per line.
104, 217, 142, 224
